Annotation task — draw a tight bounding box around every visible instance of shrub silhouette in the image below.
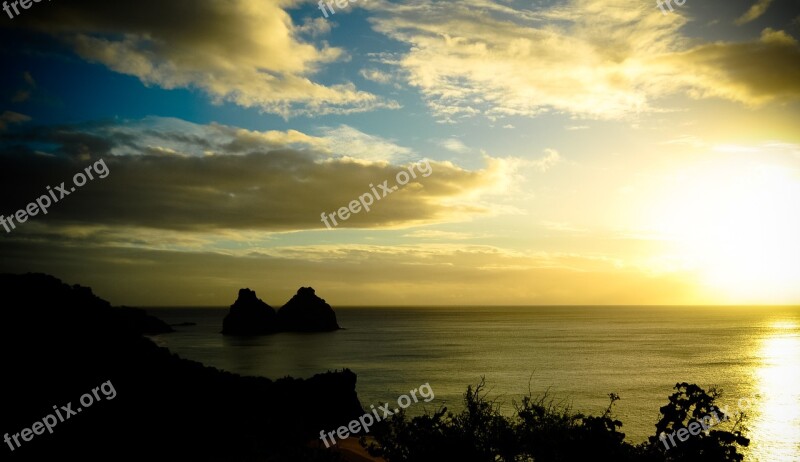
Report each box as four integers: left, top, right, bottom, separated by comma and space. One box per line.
364, 380, 749, 462
642, 382, 750, 462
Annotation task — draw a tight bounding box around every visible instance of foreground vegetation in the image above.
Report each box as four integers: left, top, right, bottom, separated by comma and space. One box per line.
361, 380, 750, 462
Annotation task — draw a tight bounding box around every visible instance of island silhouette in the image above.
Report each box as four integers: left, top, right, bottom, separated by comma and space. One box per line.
222, 286, 340, 335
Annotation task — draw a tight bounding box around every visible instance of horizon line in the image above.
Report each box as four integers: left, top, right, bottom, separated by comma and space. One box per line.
135, 304, 800, 308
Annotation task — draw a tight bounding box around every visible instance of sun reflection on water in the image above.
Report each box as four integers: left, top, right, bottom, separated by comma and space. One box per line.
751, 321, 800, 461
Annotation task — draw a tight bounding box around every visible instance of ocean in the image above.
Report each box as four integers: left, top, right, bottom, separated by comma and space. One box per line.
147, 306, 800, 461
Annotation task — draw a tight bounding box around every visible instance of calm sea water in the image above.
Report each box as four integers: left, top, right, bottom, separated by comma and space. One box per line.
147, 306, 800, 461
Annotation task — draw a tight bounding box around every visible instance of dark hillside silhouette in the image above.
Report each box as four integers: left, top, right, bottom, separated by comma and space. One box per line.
1, 273, 361, 462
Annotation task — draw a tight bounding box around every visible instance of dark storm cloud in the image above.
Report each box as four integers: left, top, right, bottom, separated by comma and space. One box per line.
675, 28, 800, 104
0, 118, 504, 232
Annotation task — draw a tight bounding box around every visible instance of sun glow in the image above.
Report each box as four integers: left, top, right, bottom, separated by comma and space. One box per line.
652, 158, 800, 303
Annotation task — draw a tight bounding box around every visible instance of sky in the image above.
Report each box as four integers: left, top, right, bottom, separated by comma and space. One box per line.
0, 0, 799, 306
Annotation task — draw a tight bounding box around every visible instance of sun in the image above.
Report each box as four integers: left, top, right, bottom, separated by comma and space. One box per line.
651, 157, 800, 303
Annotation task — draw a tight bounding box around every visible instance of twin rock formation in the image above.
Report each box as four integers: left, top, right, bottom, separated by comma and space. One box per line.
222, 287, 340, 335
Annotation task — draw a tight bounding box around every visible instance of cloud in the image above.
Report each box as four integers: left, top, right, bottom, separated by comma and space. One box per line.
437, 138, 470, 153
531, 149, 561, 172
366, 0, 800, 121
673, 28, 800, 105
11, 0, 395, 117
0, 111, 31, 131
735, 0, 773, 25
10, 71, 36, 103
368, 0, 687, 121
0, 236, 708, 305
0, 117, 518, 232
295, 16, 333, 37
663, 135, 707, 149
540, 221, 586, 234
320, 125, 414, 162
36, 116, 411, 162
402, 230, 479, 240
711, 141, 800, 157
359, 68, 394, 84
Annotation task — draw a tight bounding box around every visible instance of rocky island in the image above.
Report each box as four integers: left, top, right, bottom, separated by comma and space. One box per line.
222, 286, 340, 335
221, 288, 279, 335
